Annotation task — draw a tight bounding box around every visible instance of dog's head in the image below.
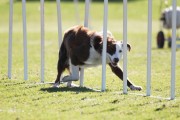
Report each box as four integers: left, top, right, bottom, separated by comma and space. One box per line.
93, 31, 131, 67
106, 41, 131, 67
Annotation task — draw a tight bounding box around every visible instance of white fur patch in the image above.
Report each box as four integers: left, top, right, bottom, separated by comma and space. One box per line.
66, 82, 79, 87
84, 46, 102, 67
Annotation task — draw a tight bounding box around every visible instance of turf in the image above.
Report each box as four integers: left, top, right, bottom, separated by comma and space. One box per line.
0, 0, 180, 120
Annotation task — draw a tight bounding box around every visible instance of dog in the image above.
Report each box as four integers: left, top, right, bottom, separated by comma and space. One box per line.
53, 25, 142, 91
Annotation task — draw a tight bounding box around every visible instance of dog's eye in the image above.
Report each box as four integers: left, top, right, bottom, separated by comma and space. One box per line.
119, 50, 122, 53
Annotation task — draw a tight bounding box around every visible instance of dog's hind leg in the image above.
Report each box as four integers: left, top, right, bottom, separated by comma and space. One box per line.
53, 60, 68, 88
109, 64, 142, 91
62, 61, 80, 82
53, 40, 69, 88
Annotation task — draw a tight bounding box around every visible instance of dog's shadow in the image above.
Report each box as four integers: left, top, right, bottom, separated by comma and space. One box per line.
40, 86, 100, 93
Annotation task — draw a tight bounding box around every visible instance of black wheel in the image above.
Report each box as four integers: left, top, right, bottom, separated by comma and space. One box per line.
157, 31, 165, 48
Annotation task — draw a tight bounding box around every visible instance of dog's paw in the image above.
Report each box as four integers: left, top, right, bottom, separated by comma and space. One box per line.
130, 85, 142, 91
52, 82, 60, 88
66, 81, 79, 88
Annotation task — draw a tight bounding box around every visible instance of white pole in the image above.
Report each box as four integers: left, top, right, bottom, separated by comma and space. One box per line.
170, 0, 176, 100
56, 0, 62, 48
79, 0, 90, 87
147, 0, 152, 96
84, 0, 89, 27
22, 0, 28, 80
8, 0, 13, 79
123, 0, 127, 94
101, 0, 108, 91
40, 0, 45, 83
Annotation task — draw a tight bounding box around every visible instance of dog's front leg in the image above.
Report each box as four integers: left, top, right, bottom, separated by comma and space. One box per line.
108, 64, 142, 91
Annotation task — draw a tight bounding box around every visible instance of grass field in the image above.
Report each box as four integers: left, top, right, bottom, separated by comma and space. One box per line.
0, 0, 180, 120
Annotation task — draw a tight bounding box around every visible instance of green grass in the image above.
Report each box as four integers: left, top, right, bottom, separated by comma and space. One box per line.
0, 0, 180, 120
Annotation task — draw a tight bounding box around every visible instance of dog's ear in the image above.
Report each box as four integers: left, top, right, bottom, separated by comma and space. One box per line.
127, 43, 131, 52
121, 42, 131, 52
107, 31, 113, 38
97, 31, 114, 38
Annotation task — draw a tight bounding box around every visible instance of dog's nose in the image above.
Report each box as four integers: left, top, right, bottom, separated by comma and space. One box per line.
113, 58, 119, 63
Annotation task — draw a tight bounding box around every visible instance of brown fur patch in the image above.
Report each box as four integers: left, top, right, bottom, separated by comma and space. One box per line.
63, 26, 95, 65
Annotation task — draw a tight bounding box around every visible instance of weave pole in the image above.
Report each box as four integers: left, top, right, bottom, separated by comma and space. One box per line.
8, 0, 13, 79
170, 0, 176, 100
22, 0, 28, 80
101, 0, 108, 91
56, 0, 62, 47
79, 0, 90, 87
146, 0, 152, 96
84, 0, 90, 27
123, 0, 128, 94
40, 0, 45, 83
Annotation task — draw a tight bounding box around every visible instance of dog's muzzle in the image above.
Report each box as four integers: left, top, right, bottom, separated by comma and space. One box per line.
109, 57, 119, 67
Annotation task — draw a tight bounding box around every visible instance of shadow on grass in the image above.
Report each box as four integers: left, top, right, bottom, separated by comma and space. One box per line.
40, 86, 100, 93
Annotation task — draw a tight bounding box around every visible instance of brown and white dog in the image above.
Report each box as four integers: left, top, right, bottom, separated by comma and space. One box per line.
54, 25, 142, 91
